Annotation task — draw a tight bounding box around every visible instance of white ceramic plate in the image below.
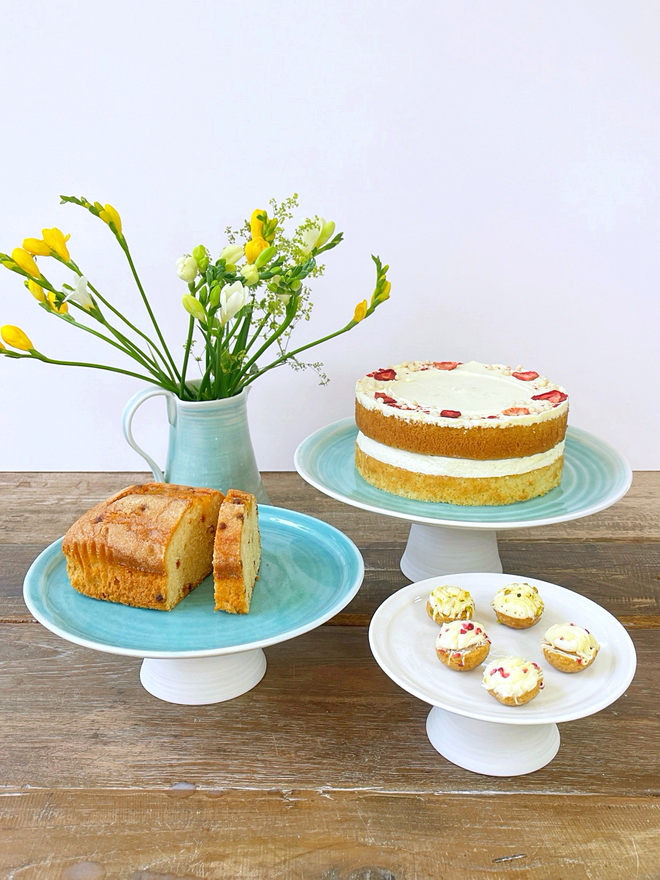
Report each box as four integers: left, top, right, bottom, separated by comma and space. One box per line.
369, 573, 636, 725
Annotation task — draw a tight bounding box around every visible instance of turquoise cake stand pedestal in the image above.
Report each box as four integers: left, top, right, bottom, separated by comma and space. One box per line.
24, 506, 364, 705
295, 420, 632, 581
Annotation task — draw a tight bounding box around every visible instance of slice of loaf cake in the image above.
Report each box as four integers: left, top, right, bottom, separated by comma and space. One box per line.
62, 483, 224, 610
213, 489, 261, 614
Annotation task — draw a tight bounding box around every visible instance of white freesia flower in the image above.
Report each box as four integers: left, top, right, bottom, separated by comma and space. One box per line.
240, 263, 259, 286
220, 245, 244, 270
300, 218, 334, 256
64, 275, 94, 311
176, 255, 198, 283
220, 281, 247, 326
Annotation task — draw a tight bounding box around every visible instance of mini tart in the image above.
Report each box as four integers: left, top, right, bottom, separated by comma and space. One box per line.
491, 582, 544, 629
483, 656, 544, 705
542, 623, 600, 673
435, 620, 491, 671
426, 585, 474, 624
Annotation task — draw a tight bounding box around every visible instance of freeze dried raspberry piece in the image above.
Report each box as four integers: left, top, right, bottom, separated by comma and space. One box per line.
433, 361, 459, 371
502, 406, 531, 416
374, 392, 397, 405
532, 390, 568, 404
368, 368, 397, 381
440, 409, 461, 418
512, 371, 539, 381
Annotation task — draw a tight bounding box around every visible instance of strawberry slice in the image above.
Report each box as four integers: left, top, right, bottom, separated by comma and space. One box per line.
433, 361, 459, 370
440, 409, 461, 418
374, 392, 397, 405
531, 390, 568, 404
368, 368, 397, 381
502, 406, 530, 416
512, 371, 539, 381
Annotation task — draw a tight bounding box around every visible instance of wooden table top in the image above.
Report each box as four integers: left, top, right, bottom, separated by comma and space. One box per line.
2, 471, 659, 879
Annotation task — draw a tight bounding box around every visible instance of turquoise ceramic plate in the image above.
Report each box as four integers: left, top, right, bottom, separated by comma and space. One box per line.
294, 420, 632, 529
23, 506, 364, 658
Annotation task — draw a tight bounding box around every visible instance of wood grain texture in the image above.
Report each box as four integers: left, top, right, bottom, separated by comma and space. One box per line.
0, 625, 655, 796
2, 790, 659, 880
1, 470, 659, 544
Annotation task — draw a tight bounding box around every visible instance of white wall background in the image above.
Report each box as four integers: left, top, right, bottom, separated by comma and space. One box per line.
1, 0, 658, 472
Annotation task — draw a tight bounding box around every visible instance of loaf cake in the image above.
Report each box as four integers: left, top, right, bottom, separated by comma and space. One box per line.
62, 483, 224, 610
213, 489, 261, 614
355, 360, 568, 505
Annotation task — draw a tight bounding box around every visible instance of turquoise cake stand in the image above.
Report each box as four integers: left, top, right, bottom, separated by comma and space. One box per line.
295, 420, 632, 580
24, 506, 364, 705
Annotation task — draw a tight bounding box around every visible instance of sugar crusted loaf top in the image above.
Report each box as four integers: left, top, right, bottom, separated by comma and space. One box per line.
62, 482, 224, 575
355, 360, 568, 428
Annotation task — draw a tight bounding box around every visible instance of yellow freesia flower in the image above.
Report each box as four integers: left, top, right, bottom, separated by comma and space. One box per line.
372, 279, 391, 305
27, 280, 46, 302
1, 325, 33, 350
99, 203, 123, 236
22, 238, 51, 256
353, 300, 368, 323
244, 236, 269, 265
250, 209, 266, 240
47, 291, 68, 315
42, 228, 71, 262
11, 248, 42, 278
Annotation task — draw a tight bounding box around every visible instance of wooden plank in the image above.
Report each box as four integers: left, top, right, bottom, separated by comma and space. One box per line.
1, 790, 659, 880
4, 541, 660, 626
0, 625, 655, 796
1, 471, 658, 544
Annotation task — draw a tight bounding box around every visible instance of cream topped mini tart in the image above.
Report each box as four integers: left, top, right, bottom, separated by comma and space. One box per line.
542, 623, 600, 673
483, 656, 544, 705
354, 360, 568, 505
491, 582, 544, 629
426, 585, 474, 624
435, 620, 491, 671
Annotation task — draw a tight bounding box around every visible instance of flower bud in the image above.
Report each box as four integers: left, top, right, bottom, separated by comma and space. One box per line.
27, 280, 46, 302
182, 294, 206, 322
220, 245, 243, 271
220, 281, 247, 326
1, 324, 33, 351
11, 247, 42, 278
176, 255, 198, 283
352, 299, 368, 323
240, 263, 260, 286
250, 209, 266, 240
99, 203, 122, 236
22, 238, 51, 256
317, 220, 335, 248
255, 245, 276, 268
192, 245, 210, 273
244, 236, 269, 265
41, 228, 71, 262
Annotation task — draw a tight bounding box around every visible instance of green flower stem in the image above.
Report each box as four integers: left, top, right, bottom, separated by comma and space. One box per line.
24, 350, 172, 387
179, 315, 196, 399
119, 242, 181, 382
227, 304, 298, 396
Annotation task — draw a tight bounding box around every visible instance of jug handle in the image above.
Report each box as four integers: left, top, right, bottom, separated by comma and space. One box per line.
122, 387, 175, 483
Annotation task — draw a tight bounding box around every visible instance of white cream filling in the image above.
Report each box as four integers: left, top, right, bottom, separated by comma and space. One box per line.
356, 433, 565, 478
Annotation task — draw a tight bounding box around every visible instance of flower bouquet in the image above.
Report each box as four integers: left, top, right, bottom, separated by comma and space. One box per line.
0, 194, 390, 401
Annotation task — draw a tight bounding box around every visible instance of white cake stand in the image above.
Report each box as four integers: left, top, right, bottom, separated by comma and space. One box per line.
295, 420, 632, 580
23, 506, 364, 705
369, 573, 637, 776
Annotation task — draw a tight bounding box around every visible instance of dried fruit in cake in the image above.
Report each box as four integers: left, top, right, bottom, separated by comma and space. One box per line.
435, 620, 491, 671
213, 489, 261, 614
483, 656, 544, 705
491, 582, 544, 629
541, 623, 600, 673
426, 585, 475, 624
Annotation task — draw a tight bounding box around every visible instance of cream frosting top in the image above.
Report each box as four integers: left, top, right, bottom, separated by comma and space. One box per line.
492, 583, 545, 620
435, 619, 490, 650
428, 585, 474, 619
543, 623, 599, 662
483, 656, 544, 700
355, 360, 568, 428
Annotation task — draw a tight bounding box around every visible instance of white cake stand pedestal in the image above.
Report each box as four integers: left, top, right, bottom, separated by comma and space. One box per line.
425, 707, 559, 776
140, 650, 267, 705
295, 421, 632, 580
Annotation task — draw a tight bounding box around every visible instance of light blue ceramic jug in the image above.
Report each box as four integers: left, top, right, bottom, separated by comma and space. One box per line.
122, 386, 269, 503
